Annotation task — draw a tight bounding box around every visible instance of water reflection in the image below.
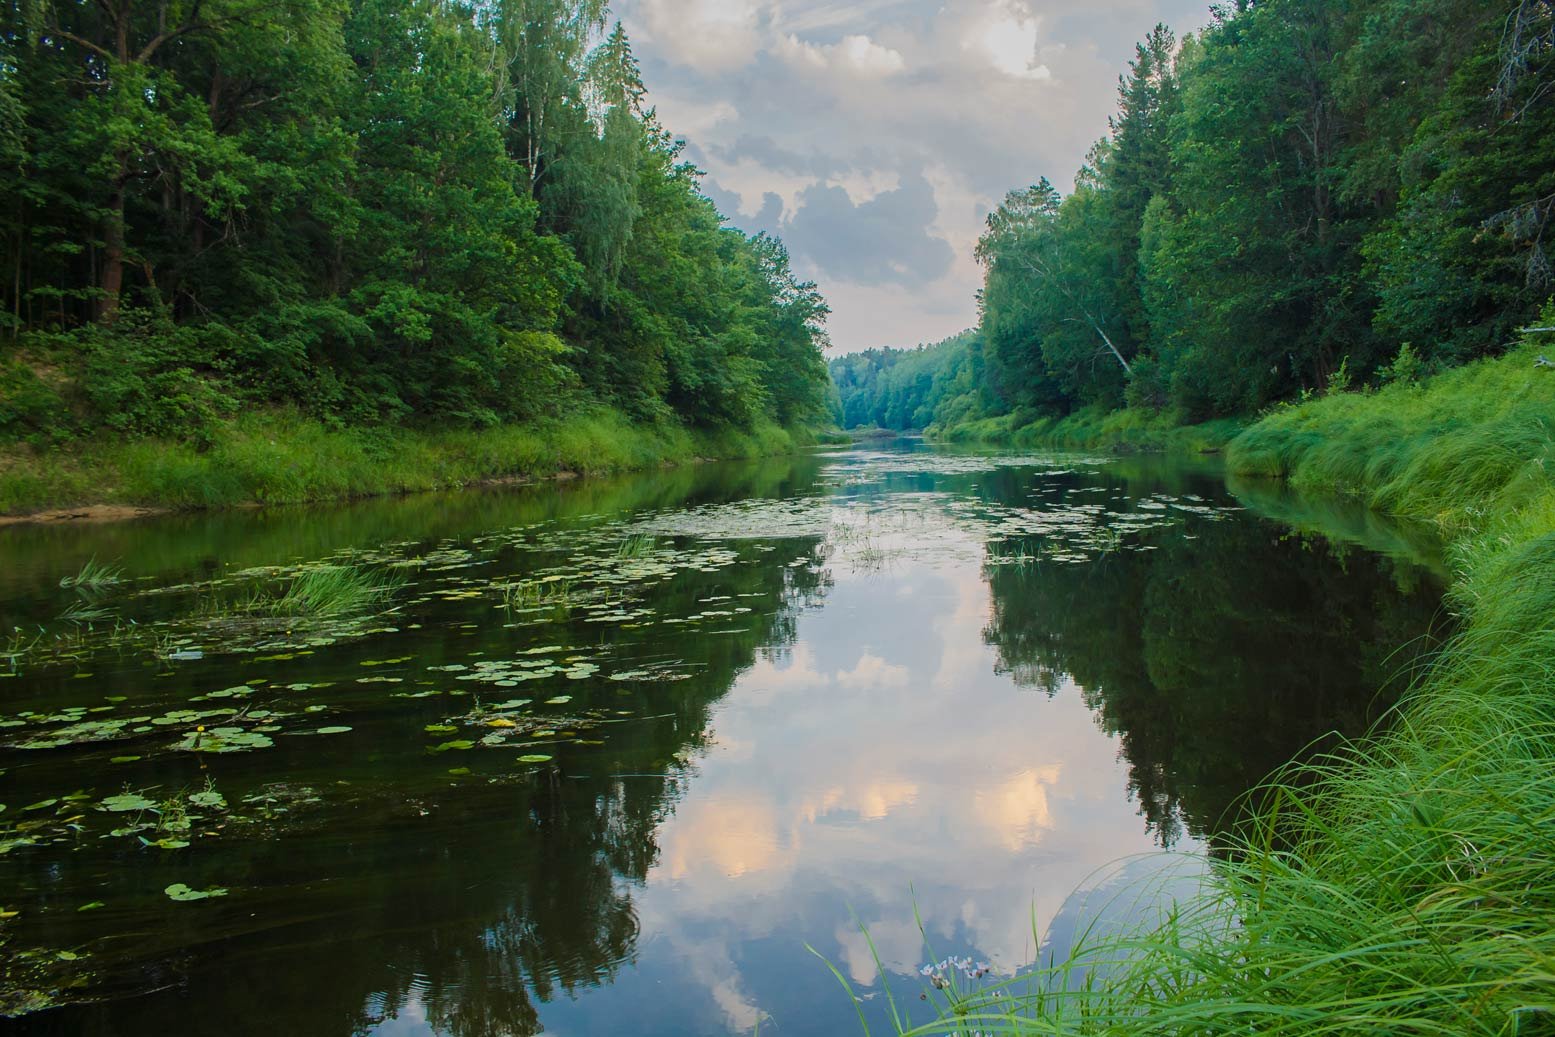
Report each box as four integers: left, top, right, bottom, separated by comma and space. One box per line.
1, 445, 1444, 1036
984, 514, 1447, 848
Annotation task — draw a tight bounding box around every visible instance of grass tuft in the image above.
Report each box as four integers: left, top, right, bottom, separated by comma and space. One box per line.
253, 565, 402, 617
59, 558, 124, 590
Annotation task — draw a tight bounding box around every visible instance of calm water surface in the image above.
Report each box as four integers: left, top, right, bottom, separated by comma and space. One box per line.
0, 443, 1447, 1035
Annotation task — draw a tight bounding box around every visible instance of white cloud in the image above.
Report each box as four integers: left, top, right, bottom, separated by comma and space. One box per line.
615, 0, 1217, 350
630, 0, 762, 72
778, 32, 907, 77
963, 1, 1052, 80
651, 93, 739, 141
836, 651, 911, 690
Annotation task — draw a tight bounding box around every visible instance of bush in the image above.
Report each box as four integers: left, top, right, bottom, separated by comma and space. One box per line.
0, 360, 71, 443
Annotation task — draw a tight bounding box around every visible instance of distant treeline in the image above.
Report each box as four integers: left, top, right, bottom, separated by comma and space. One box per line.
0, 0, 831, 443
832, 0, 1554, 431
827, 330, 982, 431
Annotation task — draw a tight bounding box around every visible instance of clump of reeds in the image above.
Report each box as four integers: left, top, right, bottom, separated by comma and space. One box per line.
615, 533, 656, 559
253, 565, 402, 617
59, 558, 124, 590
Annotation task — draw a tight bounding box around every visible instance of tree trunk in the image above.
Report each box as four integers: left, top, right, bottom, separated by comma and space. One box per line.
98, 180, 126, 324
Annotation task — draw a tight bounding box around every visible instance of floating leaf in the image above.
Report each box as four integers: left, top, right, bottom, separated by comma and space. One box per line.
174, 727, 274, 754
164, 883, 227, 902
110, 756, 142, 764
316, 726, 352, 735
187, 791, 227, 810
424, 724, 458, 734
22, 799, 57, 812
144, 838, 190, 850
516, 754, 553, 764
430, 740, 475, 753
77, 901, 106, 912
98, 794, 157, 814
545, 696, 572, 705
486, 719, 517, 728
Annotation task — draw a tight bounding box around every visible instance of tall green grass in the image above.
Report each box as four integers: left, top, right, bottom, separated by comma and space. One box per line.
0, 406, 814, 515
896, 331, 1555, 1035
933, 404, 1243, 455
58, 557, 124, 589
255, 565, 403, 617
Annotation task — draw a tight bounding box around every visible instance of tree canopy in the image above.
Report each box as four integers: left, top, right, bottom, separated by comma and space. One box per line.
830, 0, 1554, 431
0, 0, 831, 442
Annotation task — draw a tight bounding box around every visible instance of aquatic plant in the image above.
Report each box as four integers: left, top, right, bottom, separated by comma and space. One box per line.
254, 565, 402, 617
615, 533, 656, 559
56, 600, 113, 625
4, 628, 40, 673
59, 558, 124, 590
500, 577, 571, 611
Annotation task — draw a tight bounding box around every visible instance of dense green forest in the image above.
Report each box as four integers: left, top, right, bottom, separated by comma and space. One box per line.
0, 0, 831, 448
831, 0, 1554, 434
826, 330, 981, 431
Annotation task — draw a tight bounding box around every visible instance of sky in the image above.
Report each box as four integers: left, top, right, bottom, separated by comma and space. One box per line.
613, 0, 1214, 356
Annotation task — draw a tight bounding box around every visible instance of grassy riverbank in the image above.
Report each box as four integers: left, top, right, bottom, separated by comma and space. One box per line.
0, 407, 814, 517
904, 337, 1555, 1034
931, 405, 1243, 455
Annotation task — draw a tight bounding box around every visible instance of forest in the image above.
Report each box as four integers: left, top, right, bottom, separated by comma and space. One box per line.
0, 0, 831, 453
831, 0, 1554, 434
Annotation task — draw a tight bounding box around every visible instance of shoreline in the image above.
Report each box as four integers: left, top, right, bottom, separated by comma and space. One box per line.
0, 407, 826, 526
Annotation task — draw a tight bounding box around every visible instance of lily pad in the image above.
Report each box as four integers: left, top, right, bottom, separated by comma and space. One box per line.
516, 754, 553, 764
315, 726, 352, 735
429, 740, 475, 753
98, 794, 158, 814
174, 727, 274, 753
187, 790, 227, 810
164, 883, 227, 902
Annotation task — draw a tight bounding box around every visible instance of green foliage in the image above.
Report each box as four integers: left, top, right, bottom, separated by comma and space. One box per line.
257, 565, 402, 617
903, 0, 1555, 434
0, 0, 829, 463
1378, 341, 1424, 386
0, 360, 68, 442
827, 331, 984, 431
0, 405, 811, 514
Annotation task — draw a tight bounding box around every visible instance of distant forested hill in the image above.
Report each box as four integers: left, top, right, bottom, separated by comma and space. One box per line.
827, 331, 987, 431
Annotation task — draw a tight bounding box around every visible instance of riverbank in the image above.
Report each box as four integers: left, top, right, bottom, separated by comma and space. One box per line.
931, 404, 1243, 454
913, 334, 1555, 1034
0, 407, 818, 520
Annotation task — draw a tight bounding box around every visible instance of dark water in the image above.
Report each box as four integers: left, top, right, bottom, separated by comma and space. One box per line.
0, 443, 1447, 1035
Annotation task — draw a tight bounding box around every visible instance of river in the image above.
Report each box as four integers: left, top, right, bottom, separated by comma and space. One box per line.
0, 441, 1448, 1035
